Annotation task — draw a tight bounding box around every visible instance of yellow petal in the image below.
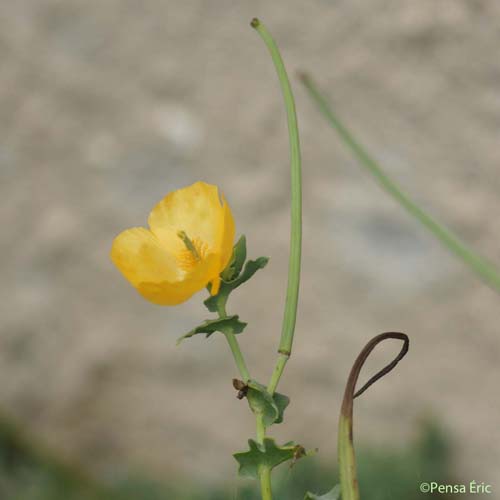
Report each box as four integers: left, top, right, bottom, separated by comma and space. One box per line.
217, 193, 236, 272
111, 227, 220, 305
138, 253, 220, 305
111, 227, 180, 285
148, 182, 224, 252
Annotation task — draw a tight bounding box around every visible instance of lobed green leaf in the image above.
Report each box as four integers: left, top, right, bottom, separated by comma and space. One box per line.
177, 316, 247, 344
221, 235, 247, 282
204, 236, 269, 315
273, 391, 290, 424
246, 380, 290, 427
233, 438, 300, 479
230, 256, 269, 287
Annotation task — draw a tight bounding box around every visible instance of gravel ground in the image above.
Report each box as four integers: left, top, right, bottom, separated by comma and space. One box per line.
1, 0, 499, 489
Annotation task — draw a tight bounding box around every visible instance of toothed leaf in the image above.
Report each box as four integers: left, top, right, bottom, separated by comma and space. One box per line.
233, 438, 299, 479
177, 315, 246, 344
204, 246, 269, 314
246, 380, 290, 426
273, 391, 290, 424
221, 235, 247, 281
231, 257, 269, 287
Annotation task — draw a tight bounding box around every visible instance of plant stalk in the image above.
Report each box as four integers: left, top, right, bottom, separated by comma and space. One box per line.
267, 352, 289, 395
251, 18, 302, 363
224, 332, 251, 383
251, 17, 303, 499
338, 332, 409, 500
217, 302, 250, 383
300, 73, 500, 294
259, 466, 273, 500
255, 413, 272, 500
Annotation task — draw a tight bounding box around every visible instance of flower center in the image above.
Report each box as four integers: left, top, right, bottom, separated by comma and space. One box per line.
176, 231, 207, 271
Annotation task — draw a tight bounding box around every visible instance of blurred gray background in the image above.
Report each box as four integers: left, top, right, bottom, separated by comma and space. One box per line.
1, 0, 499, 490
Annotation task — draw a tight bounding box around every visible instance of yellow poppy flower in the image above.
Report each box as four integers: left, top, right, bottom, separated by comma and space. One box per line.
111, 181, 235, 305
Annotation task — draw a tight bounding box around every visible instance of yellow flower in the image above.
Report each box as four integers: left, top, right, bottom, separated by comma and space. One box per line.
111, 181, 235, 305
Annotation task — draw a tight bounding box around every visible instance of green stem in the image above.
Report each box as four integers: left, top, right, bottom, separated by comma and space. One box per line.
217, 301, 251, 383
256, 413, 266, 444
251, 18, 302, 500
255, 413, 272, 500
251, 18, 302, 359
267, 353, 289, 395
259, 466, 273, 500
224, 331, 251, 383
300, 73, 500, 294
251, 18, 302, 394
338, 414, 359, 500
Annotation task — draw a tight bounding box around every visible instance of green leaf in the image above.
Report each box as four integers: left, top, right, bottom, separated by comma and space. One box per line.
233, 438, 299, 479
221, 235, 247, 282
273, 391, 290, 424
204, 254, 269, 314
177, 316, 247, 344
203, 287, 229, 314
231, 256, 269, 287
305, 485, 341, 500
246, 380, 290, 426
203, 286, 230, 314
246, 381, 276, 427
